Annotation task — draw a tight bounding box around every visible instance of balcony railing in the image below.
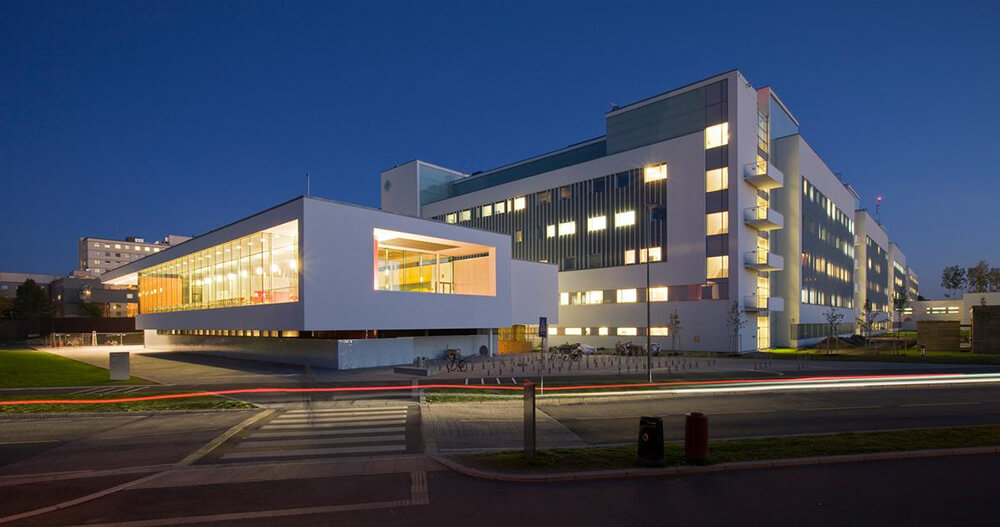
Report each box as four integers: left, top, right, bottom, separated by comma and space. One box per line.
744, 296, 784, 312
743, 161, 784, 190
744, 207, 784, 231
744, 251, 784, 271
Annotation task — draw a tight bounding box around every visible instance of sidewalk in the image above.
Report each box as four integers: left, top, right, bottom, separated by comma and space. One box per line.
421, 402, 585, 453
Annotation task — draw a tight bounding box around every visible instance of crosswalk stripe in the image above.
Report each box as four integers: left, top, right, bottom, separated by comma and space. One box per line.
235, 435, 405, 449
271, 414, 408, 424
248, 427, 405, 439
277, 410, 408, 419
220, 444, 405, 460
283, 407, 409, 415
261, 419, 404, 430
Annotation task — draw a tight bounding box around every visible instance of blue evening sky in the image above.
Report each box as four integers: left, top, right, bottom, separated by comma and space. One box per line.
2, 1, 998, 298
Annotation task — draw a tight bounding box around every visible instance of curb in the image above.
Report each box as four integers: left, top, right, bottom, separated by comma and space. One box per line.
433, 445, 1000, 483
0, 408, 259, 419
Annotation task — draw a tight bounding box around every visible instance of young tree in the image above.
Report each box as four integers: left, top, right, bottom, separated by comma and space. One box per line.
892, 292, 911, 351
857, 297, 875, 353
726, 302, 748, 354
967, 260, 990, 293
940, 266, 967, 299
988, 266, 1000, 293
668, 309, 682, 354
823, 306, 844, 354
12, 279, 54, 320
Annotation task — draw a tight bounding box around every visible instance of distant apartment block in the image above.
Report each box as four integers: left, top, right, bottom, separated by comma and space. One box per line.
79, 234, 191, 275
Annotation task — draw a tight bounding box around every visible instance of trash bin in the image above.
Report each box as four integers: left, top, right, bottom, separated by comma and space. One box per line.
637, 416, 664, 466
685, 412, 709, 464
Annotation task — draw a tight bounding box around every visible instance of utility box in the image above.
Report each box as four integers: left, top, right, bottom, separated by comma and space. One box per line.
109, 351, 130, 381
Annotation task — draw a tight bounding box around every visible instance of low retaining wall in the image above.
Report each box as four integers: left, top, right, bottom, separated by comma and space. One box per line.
144, 330, 493, 370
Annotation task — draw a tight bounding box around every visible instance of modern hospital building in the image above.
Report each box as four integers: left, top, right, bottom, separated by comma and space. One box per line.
103, 69, 917, 366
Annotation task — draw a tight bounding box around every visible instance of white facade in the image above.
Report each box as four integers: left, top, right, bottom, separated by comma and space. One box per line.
102, 197, 557, 368
384, 70, 918, 352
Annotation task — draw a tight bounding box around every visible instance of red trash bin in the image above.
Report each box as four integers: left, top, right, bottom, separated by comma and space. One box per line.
685, 412, 709, 464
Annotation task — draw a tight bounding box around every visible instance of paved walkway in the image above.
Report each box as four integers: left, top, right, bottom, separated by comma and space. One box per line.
421, 402, 585, 453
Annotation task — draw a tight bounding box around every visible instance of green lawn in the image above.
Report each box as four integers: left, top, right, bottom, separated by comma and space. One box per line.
460, 425, 1000, 473
0, 348, 152, 388
0, 393, 255, 413
766, 347, 1000, 365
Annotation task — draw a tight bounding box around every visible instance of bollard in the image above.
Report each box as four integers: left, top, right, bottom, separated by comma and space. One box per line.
523, 380, 536, 457
684, 412, 709, 464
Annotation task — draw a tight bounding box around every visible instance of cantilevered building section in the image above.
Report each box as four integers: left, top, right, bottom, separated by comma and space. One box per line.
383, 70, 918, 352
102, 197, 557, 369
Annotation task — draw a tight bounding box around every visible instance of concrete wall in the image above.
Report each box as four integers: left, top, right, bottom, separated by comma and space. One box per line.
301, 197, 514, 331
510, 260, 559, 325
380, 162, 420, 217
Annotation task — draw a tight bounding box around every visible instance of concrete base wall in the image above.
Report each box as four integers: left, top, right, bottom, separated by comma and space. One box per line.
143, 330, 494, 370
916, 321, 960, 351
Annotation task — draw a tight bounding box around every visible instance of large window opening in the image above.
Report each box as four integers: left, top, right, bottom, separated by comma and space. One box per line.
138, 220, 299, 314
374, 228, 496, 296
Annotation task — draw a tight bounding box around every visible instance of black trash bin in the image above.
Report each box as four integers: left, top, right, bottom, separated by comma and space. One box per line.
637, 416, 664, 466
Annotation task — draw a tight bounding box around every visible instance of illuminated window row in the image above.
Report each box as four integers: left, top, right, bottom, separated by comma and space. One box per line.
158, 329, 298, 338
548, 326, 670, 337
624, 247, 662, 265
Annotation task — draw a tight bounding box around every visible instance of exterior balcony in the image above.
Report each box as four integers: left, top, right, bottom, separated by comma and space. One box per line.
744, 207, 784, 231
744, 251, 784, 271
744, 295, 784, 312
743, 161, 784, 190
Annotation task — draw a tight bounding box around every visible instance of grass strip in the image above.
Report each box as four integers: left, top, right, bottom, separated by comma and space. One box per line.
459, 425, 1000, 473
0, 349, 152, 388
0, 393, 254, 413
766, 348, 1000, 365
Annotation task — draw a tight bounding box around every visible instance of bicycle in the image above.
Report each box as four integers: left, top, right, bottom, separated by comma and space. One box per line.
445, 349, 468, 373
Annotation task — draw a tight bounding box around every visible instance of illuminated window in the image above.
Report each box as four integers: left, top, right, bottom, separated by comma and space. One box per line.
587, 216, 607, 231
617, 327, 638, 336
624, 250, 636, 265
138, 221, 299, 314
560, 292, 569, 305
445, 213, 457, 224
564, 327, 583, 336
707, 255, 729, 279
707, 212, 729, 235
460, 209, 471, 221
513, 196, 526, 210
495, 201, 506, 214
547, 225, 556, 238
650, 327, 670, 336
706, 168, 728, 192
615, 211, 636, 228
481, 204, 492, 217
640, 247, 662, 263
643, 163, 667, 183
617, 288, 638, 303
598, 327, 609, 336
548, 327, 558, 336
558, 221, 576, 236
584, 290, 604, 304
649, 287, 668, 302
515, 230, 523, 243
705, 122, 729, 149
153, 248, 160, 252
115, 244, 121, 249
144, 247, 151, 252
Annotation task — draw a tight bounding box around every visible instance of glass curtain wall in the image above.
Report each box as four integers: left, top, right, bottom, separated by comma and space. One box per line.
138, 221, 298, 313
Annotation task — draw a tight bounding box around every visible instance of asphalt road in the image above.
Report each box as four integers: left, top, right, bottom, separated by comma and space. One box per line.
539, 383, 1000, 443
7, 453, 1000, 526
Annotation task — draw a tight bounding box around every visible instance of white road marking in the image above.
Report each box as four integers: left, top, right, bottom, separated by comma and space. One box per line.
797, 406, 882, 412
900, 402, 980, 408
220, 444, 406, 460
261, 419, 405, 430
249, 427, 405, 439
271, 414, 407, 425
235, 435, 405, 449
284, 407, 408, 415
